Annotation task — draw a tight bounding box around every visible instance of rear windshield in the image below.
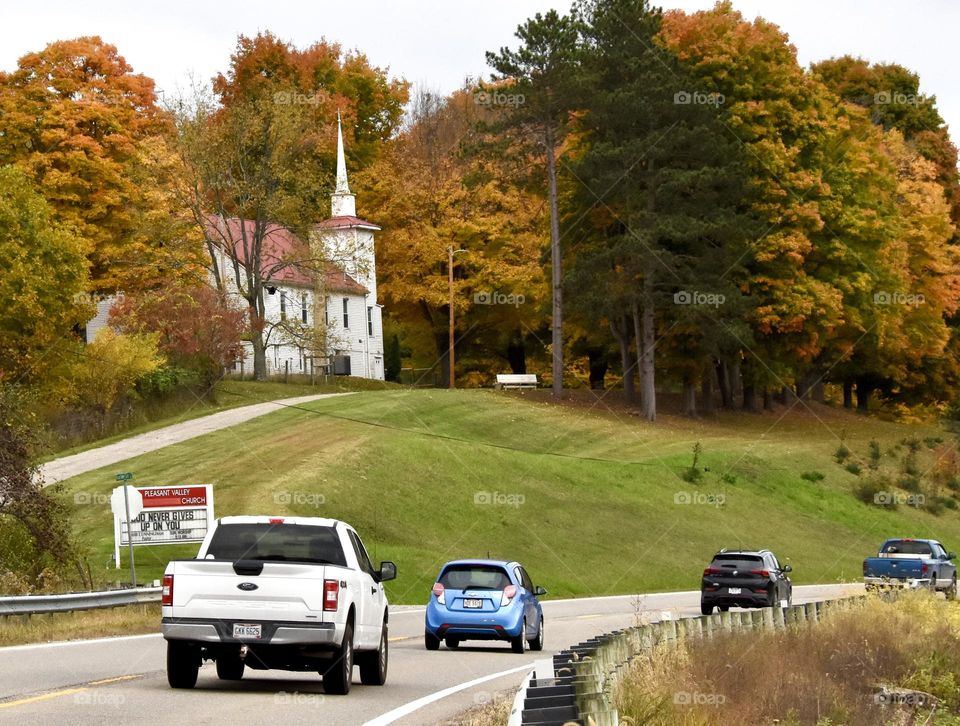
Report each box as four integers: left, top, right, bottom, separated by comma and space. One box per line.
711, 554, 764, 567
440, 565, 511, 591
882, 540, 932, 555
205, 523, 347, 566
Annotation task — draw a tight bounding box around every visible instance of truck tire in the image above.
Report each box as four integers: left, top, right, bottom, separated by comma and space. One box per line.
322, 623, 354, 695
216, 652, 245, 681
167, 640, 200, 689
358, 622, 388, 686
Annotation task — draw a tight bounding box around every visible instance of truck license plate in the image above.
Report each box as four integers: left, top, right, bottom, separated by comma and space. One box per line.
233, 623, 262, 639
727, 587, 741, 595
464, 598, 482, 609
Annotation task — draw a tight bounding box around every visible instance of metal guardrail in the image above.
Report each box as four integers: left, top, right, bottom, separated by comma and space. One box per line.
0, 587, 161, 616
517, 596, 863, 726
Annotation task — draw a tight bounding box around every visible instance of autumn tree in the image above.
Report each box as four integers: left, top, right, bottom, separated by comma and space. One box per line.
0, 37, 191, 293
0, 165, 89, 383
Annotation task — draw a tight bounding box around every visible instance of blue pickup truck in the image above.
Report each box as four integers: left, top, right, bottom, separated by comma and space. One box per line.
863, 538, 957, 598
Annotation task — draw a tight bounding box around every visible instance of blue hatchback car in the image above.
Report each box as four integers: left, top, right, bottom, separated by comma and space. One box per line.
424, 559, 546, 653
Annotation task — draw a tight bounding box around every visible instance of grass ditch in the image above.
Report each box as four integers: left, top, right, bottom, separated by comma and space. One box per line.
616, 591, 960, 725
0, 604, 159, 648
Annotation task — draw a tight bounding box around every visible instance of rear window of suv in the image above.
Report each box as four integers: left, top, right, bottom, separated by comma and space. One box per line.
711, 554, 764, 567
205, 523, 347, 566
882, 540, 932, 556
440, 565, 511, 590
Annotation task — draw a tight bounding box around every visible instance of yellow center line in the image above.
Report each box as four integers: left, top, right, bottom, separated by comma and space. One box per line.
388, 635, 413, 642
0, 688, 87, 710
88, 675, 140, 687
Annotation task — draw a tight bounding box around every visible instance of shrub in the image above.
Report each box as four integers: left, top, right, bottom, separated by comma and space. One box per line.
834, 444, 851, 463
681, 442, 703, 483
853, 477, 891, 507
845, 462, 862, 476
801, 471, 825, 483
867, 440, 881, 469
66, 330, 163, 412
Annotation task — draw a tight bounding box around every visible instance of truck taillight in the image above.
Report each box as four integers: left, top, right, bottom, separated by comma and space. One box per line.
323, 579, 340, 611
921, 563, 929, 575
162, 574, 174, 606
501, 585, 517, 607
863, 561, 868, 575
432, 583, 445, 605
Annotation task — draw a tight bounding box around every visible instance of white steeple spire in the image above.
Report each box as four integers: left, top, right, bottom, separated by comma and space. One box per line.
331, 110, 356, 217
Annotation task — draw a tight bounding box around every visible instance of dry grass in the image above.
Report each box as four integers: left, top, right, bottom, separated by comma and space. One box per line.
616, 592, 960, 725
442, 690, 514, 726
0, 604, 159, 647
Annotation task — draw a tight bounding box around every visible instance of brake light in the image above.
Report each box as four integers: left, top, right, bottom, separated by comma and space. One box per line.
501, 585, 517, 607
863, 561, 868, 575
269, 518, 284, 524
703, 567, 722, 575
921, 563, 929, 575
432, 583, 446, 605
323, 579, 339, 611
750, 569, 770, 577
162, 574, 174, 606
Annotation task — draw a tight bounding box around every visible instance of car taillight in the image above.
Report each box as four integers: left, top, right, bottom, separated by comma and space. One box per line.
501, 585, 518, 607
703, 567, 722, 575
323, 579, 340, 611
750, 569, 769, 577
162, 574, 174, 606
432, 583, 446, 605
863, 561, 868, 575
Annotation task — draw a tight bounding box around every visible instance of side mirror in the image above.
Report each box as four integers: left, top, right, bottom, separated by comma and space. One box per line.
782, 565, 792, 573
534, 585, 547, 596
378, 561, 397, 582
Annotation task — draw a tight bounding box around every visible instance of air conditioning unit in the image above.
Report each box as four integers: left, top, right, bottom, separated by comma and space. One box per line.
332, 356, 352, 376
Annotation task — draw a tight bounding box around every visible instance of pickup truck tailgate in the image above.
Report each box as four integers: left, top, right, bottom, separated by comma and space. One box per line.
169, 560, 339, 622
863, 557, 925, 579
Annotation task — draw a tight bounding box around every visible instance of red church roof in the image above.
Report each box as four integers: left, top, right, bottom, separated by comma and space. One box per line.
204, 216, 368, 295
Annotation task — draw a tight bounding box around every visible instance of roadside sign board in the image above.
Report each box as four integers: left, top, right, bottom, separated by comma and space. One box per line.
114, 485, 214, 546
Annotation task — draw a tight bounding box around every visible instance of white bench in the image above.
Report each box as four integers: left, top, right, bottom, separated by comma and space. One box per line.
495, 374, 538, 390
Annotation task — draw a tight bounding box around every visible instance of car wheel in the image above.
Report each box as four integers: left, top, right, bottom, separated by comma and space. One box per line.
167, 640, 200, 689
511, 619, 527, 654
322, 623, 353, 695
947, 576, 958, 601
444, 637, 460, 649
700, 603, 713, 615
424, 631, 440, 651
529, 617, 544, 651
358, 621, 388, 686
216, 652, 244, 681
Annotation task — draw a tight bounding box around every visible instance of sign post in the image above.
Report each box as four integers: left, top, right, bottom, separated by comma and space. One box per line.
116, 472, 136, 586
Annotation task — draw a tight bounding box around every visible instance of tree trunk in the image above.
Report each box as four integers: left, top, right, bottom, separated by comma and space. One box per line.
763, 388, 773, 411
640, 275, 656, 422
506, 331, 526, 374
743, 384, 758, 412
610, 319, 636, 404
682, 375, 696, 417
632, 301, 643, 410
701, 374, 715, 414
842, 380, 853, 409
252, 333, 268, 381
812, 381, 825, 404
717, 361, 733, 409
777, 386, 789, 405
730, 359, 743, 406
856, 378, 872, 413
545, 124, 563, 400
587, 347, 607, 390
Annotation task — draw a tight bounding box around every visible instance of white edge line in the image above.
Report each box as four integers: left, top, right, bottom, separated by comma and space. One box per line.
363, 663, 534, 726
0, 632, 161, 653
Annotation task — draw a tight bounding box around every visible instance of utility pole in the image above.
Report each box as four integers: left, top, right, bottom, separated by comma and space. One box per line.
447, 246, 466, 388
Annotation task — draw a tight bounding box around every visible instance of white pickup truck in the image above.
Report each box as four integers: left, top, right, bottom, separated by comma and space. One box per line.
161, 515, 396, 695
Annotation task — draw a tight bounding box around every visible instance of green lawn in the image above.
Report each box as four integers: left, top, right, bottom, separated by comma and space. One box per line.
55, 389, 960, 605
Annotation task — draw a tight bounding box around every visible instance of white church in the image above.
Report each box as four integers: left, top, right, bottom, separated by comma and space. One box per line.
86, 116, 386, 380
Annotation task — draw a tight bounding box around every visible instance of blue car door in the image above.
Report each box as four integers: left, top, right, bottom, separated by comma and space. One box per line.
516, 566, 538, 637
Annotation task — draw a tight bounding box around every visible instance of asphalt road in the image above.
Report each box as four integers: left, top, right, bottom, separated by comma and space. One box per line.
0, 583, 861, 725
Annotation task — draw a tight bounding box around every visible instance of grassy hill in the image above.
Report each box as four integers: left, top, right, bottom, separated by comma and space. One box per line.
56, 389, 960, 604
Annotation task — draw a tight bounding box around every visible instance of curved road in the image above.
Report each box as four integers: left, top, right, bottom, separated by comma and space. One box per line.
0, 584, 860, 725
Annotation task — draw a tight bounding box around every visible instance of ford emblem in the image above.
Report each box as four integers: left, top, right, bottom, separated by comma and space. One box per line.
238, 582, 258, 591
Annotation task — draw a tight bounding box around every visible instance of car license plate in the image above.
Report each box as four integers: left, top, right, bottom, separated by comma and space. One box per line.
727, 587, 741, 595
464, 598, 483, 609
233, 623, 262, 639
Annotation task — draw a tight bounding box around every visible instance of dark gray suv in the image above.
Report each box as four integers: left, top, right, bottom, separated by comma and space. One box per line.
700, 549, 792, 615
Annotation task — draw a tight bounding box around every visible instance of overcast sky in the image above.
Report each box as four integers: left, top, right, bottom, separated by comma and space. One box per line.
3, 1, 958, 139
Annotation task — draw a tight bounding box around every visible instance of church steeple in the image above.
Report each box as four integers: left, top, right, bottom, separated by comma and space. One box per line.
331, 111, 356, 217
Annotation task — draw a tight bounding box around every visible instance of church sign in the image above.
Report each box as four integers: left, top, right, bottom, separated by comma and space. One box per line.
113, 485, 214, 549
